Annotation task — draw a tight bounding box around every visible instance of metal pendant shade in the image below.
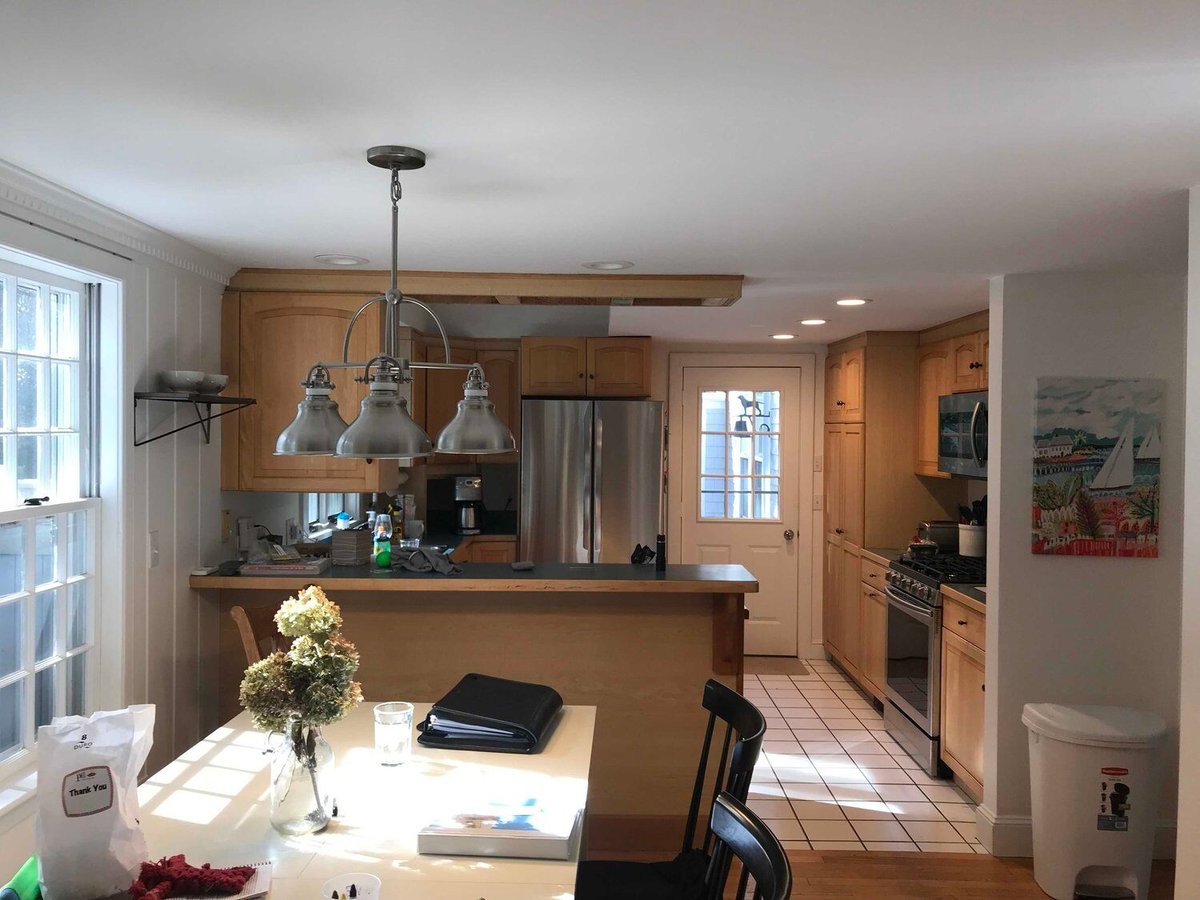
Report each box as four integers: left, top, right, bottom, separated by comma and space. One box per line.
436, 395, 517, 455
275, 371, 349, 455
334, 381, 433, 459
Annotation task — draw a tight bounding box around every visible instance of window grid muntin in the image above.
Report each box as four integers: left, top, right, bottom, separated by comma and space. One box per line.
0, 500, 96, 771
698, 389, 782, 521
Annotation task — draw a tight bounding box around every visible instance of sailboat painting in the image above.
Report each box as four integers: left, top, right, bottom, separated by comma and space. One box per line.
1033, 377, 1163, 558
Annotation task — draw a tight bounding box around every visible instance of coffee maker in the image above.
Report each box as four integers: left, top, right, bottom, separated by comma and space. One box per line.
454, 476, 484, 535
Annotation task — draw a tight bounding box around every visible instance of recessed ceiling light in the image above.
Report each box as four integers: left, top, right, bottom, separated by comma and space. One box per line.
800, 319, 827, 326
314, 254, 369, 266
836, 297, 872, 307
582, 260, 634, 270
771, 333, 796, 340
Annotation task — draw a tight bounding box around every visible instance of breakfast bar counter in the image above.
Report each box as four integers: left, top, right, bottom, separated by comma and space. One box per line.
192, 563, 756, 852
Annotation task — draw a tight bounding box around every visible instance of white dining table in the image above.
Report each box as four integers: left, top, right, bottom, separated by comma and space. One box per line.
137, 703, 595, 900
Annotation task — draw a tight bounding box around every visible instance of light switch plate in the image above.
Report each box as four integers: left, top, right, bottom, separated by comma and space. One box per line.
148, 530, 160, 569
813, 494, 824, 511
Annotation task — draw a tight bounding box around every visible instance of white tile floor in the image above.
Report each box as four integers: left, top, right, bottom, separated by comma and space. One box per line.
743, 660, 986, 853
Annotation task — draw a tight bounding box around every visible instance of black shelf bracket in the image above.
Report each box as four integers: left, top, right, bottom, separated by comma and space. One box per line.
133, 392, 257, 447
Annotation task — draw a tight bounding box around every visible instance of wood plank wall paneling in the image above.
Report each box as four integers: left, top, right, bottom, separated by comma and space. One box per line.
126, 259, 227, 774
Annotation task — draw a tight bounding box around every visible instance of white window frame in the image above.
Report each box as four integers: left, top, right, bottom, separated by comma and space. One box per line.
0, 498, 99, 786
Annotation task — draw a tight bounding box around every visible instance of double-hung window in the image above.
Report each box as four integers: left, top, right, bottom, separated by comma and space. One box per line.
0, 262, 97, 774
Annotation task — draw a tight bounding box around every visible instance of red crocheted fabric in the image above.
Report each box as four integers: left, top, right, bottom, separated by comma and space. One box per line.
129, 854, 255, 898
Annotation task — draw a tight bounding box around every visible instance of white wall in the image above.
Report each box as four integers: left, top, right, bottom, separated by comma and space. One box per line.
1177, 187, 1200, 893
981, 272, 1185, 857
0, 160, 234, 852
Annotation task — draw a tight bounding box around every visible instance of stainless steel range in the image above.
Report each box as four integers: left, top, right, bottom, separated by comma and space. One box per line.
883, 552, 986, 775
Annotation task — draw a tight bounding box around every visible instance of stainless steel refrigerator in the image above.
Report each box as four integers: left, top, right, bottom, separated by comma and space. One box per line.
519, 399, 664, 563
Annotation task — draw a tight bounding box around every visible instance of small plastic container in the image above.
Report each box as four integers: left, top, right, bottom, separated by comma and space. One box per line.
958, 523, 986, 557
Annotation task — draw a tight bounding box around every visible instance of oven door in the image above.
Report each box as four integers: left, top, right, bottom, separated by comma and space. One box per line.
885, 586, 942, 736
937, 390, 987, 478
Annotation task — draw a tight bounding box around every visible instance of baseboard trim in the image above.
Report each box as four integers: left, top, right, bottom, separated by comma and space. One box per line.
585, 814, 685, 853
976, 804, 1177, 859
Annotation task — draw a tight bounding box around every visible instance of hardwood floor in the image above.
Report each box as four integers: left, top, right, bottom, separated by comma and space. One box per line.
762, 850, 1175, 899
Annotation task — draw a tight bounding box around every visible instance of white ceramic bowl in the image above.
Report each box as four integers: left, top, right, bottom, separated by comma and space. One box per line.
198, 373, 229, 394
158, 370, 205, 392
320, 873, 381, 899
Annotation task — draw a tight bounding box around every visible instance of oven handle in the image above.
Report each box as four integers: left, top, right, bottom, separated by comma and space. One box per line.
969, 401, 983, 466
886, 585, 935, 621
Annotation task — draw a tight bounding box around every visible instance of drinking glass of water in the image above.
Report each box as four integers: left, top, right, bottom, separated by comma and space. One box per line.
374, 701, 414, 766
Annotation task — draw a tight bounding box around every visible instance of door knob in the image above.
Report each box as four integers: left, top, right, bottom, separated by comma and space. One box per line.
784, 529, 795, 541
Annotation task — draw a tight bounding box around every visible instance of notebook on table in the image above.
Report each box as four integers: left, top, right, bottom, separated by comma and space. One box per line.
417, 673, 563, 754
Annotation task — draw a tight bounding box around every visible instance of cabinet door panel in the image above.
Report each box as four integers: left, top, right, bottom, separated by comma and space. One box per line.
824, 424, 842, 540
951, 334, 982, 392
978, 330, 989, 387
840, 348, 865, 421
521, 338, 587, 396
823, 539, 841, 653
586, 337, 650, 397
837, 546, 861, 670
425, 346, 477, 462
860, 585, 887, 697
915, 341, 952, 477
239, 292, 385, 491
824, 354, 843, 422
941, 629, 986, 790
840, 423, 865, 547
472, 540, 517, 563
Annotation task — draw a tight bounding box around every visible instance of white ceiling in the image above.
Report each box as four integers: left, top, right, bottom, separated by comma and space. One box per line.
2, 1, 1199, 342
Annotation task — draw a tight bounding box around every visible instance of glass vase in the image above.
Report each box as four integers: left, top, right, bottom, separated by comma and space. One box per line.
269, 719, 334, 836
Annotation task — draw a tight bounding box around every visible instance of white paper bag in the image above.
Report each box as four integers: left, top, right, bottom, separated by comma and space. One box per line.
36, 704, 155, 899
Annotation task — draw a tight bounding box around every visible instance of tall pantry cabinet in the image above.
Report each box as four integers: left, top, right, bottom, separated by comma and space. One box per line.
822, 333, 965, 695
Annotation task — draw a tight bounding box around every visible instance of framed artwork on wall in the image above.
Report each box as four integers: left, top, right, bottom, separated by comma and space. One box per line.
1032, 377, 1163, 558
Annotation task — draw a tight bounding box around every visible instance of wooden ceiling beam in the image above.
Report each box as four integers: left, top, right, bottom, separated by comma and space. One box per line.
227, 268, 743, 306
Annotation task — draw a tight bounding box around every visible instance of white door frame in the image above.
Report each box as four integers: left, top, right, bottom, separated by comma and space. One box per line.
668, 352, 821, 658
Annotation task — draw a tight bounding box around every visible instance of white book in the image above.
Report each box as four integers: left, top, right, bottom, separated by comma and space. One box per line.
418, 800, 583, 860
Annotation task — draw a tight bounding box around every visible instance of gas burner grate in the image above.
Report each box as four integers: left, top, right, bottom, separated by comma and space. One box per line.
894, 553, 986, 584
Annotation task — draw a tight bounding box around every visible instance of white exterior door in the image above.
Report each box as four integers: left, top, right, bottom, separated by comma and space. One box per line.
679, 368, 803, 656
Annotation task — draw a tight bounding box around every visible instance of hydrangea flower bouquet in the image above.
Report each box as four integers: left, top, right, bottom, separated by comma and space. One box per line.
238, 585, 362, 835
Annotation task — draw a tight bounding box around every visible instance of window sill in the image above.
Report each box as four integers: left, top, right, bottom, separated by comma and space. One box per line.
0, 765, 36, 836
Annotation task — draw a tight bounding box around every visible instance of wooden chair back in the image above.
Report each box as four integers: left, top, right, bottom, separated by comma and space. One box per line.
704, 792, 792, 900
230, 605, 279, 665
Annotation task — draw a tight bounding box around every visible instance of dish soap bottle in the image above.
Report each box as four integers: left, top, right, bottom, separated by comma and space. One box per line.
372, 513, 393, 569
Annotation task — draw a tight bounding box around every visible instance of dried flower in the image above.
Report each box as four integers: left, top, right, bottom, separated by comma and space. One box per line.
239, 585, 361, 732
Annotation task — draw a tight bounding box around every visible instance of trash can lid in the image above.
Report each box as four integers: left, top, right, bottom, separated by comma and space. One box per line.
1022, 703, 1167, 746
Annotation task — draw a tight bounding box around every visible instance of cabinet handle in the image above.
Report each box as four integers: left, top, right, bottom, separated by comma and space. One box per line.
835, 528, 845, 535
868, 573, 877, 578
981, 684, 986, 693
969, 361, 982, 370
836, 400, 846, 407
957, 619, 968, 626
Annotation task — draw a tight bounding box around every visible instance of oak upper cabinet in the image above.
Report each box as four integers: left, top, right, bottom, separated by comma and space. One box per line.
915, 340, 953, 478
824, 348, 864, 422
586, 337, 651, 397
223, 291, 398, 492
520, 338, 587, 395
859, 583, 888, 699
951, 331, 987, 392
940, 591, 986, 800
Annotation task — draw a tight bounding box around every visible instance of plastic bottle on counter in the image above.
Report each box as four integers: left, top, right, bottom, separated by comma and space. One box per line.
373, 513, 393, 569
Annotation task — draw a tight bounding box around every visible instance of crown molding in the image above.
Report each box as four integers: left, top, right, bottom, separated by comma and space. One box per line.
0, 159, 236, 285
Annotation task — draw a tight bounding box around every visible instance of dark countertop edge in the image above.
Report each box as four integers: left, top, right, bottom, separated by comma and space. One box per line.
190, 562, 759, 593
942, 583, 986, 609
862, 547, 903, 565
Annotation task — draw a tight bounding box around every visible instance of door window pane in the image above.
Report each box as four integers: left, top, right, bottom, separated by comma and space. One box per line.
698, 388, 783, 520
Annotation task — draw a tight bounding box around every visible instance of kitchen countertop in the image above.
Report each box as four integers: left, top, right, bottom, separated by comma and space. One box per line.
191, 562, 759, 593
942, 583, 986, 613
861, 547, 903, 566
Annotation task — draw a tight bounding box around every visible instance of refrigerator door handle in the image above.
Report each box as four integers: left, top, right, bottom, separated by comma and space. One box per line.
592, 410, 602, 561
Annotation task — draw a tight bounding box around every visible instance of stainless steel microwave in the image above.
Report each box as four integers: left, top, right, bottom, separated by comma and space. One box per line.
938, 390, 987, 478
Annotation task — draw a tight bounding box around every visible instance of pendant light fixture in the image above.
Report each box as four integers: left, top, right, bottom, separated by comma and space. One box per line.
275, 146, 516, 459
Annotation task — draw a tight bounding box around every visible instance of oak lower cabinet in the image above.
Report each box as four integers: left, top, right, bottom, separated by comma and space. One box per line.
940, 591, 986, 801
221, 291, 402, 492
824, 540, 862, 678
859, 583, 888, 700
520, 336, 651, 397
450, 535, 517, 564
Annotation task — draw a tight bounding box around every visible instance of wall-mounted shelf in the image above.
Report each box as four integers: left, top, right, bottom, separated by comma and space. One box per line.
133, 392, 256, 447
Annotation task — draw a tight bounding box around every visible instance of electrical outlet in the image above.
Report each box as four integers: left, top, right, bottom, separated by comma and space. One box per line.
814, 455, 823, 473
285, 518, 299, 545
148, 530, 160, 569
221, 509, 234, 544
813, 494, 824, 511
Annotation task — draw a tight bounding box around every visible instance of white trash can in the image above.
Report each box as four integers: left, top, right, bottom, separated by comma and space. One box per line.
1023, 703, 1167, 900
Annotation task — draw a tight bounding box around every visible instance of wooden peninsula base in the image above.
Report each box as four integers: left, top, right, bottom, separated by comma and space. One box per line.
191, 563, 757, 852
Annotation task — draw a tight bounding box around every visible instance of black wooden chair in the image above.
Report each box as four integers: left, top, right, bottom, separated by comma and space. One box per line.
574, 679, 767, 900
702, 793, 792, 900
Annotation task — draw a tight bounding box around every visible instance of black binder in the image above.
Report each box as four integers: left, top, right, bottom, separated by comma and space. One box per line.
416, 673, 564, 754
